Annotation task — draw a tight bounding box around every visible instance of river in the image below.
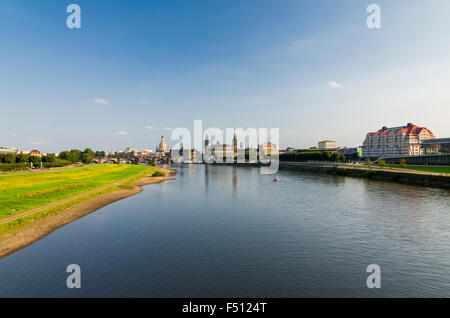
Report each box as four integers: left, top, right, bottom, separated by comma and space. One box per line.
1, 165, 450, 297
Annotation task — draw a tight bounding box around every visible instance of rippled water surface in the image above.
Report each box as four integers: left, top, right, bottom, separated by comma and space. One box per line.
1, 165, 450, 297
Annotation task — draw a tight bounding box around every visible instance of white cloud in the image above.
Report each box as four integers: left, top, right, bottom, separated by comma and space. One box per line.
328, 81, 343, 88
92, 98, 110, 105
31, 141, 45, 145
115, 131, 130, 136
145, 126, 172, 130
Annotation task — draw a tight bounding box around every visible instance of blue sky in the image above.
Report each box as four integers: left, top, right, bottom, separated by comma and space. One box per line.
1, 0, 450, 152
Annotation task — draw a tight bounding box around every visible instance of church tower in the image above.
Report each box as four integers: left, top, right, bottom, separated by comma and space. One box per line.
157, 136, 168, 153
205, 134, 209, 149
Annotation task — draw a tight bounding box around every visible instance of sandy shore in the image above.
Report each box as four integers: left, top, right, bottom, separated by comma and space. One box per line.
0, 168, 176, 258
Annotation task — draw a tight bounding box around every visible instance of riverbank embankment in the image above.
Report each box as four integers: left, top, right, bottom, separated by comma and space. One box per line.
279, 162, 450, 188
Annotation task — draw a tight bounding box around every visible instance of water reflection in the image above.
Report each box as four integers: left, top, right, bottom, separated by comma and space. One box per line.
0, 165, 449, 297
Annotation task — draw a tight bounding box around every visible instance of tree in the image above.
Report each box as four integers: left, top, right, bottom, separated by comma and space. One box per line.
70, 149, 82, 163
28, 155, 41, 166
16, 153, 29, 163
95, 151, 105, 158
331, 152, 340, 162
378, 159, 387, 167
3, 153, 16, 164
365, 158, 373, 165
42, 153, 57, 163
59, 151, 74, 163
400, 159, 407, 169
81, 148, 95, 164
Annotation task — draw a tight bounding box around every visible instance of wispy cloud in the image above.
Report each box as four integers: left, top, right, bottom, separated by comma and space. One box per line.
115, 131, 130, 136
328, 81, 343, 88
31, 141, 45, 146
145, 126, 172, 130
92, 98, 110, 105
4, 7, 19, 16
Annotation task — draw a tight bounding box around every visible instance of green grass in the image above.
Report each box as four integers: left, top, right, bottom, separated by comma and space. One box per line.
0, 164, 158, 219
386, 165, 450, 174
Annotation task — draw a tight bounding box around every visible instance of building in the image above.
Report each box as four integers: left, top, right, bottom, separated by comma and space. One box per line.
337, 147, 363, 160
385, 138, 450, 165
29, 149, 42, 157
421, 138, 450, 155
0, 147, 18, 155
362, 123, 434, 158
258, 142, 278, 156
204, 135, 210, 149
156, 136, 169, 153
318, 140, 336, 150
233, 134, 238, 154
125, 147, 138, 154
285, 147, 295, 153
211, 143, 234, 159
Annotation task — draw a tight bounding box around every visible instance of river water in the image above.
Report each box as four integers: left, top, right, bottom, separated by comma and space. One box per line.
0, 165, 449, 297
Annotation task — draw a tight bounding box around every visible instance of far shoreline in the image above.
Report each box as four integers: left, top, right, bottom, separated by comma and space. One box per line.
0, 167, 176, 259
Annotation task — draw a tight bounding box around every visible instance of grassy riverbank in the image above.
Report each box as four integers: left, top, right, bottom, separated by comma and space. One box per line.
0, 164, 173, 258
386, 165, 450, 174
0, 164, 157, 220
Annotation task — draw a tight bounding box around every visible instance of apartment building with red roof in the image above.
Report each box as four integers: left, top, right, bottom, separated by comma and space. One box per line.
362, 123, 435, 158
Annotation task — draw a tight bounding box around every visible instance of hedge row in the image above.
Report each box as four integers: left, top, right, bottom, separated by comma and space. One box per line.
42, 160, 72, 168
0, 160, 72, 172
279, 151, 346, 162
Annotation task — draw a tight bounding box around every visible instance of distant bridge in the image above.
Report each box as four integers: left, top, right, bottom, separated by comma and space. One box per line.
93, 155, 170, 165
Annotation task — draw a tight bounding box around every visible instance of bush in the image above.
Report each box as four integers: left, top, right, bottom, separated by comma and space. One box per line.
378, 159, 387, 167
400, 159, 407, 169
152, 170, 166, 177
42, 160, 72, 168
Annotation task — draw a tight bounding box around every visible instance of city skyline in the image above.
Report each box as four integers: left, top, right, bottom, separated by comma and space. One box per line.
2, 0, 450, 153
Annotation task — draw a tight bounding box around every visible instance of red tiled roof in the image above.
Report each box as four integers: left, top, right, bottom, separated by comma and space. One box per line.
367, 124, 434, 137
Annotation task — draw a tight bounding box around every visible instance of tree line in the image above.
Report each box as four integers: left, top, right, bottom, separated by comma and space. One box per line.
0, 149, 106, 165
58, 149, 105, 164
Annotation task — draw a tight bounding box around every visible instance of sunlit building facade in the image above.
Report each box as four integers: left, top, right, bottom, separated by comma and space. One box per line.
362, 123, 435, 158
